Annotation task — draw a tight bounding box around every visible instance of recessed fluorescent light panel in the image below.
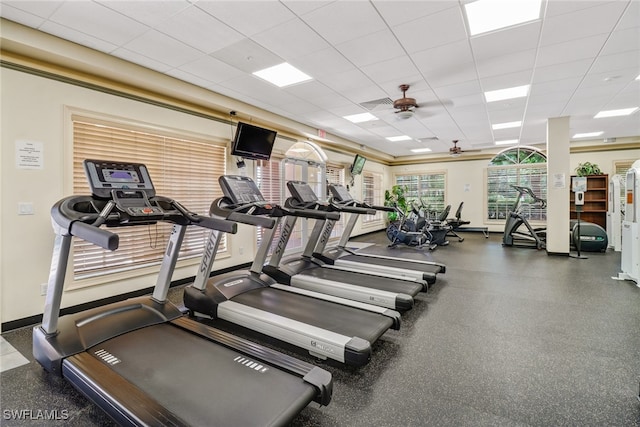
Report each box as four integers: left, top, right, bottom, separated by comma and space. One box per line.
484, 85, 529, 102
495, 139, 519, 146
343, 112, 379, 123
573, 131, 603, 138
492, 121, 522, 130
411, 148, 432, 153
386, 135, 412, 142
253, 62, 312, 87
594, 107, 639, 118
465, 0, 542, 36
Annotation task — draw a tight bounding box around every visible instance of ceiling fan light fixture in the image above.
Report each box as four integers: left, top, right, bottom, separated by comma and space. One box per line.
396, 110, 415, 120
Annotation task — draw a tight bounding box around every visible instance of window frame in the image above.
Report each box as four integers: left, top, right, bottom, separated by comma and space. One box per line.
361, 171, 384, 226
67, 109, 228, 289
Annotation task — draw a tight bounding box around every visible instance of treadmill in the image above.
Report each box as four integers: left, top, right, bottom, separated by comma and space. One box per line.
318, 184, 447, 279
297, 183, 437, 288
184, 175, 400, 367
33, 160, 332, 426
261, 181, 425, 312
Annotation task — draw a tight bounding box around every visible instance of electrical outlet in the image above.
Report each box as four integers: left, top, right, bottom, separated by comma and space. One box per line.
40, 283, 48, 296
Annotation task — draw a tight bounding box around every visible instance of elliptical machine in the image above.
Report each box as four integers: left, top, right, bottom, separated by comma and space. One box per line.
502, 185, 547, 249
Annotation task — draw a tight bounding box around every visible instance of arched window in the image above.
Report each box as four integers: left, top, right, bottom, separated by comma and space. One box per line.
487, 146, 547, 222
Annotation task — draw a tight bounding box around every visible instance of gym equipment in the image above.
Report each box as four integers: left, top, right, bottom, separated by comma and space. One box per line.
33, 160, 332, 426
614, 160, 640, 285
503, 185, 608, 252
502, 185, 547, 249
325, 184, 446, 279
607, 175, 625, 251
445, 202, 490, 239
309, 189, 444, 286
184, 175, 400, 367
262, 180, 426, 312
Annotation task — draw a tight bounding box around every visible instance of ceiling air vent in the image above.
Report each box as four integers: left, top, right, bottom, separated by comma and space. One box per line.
359, 97, 393, 111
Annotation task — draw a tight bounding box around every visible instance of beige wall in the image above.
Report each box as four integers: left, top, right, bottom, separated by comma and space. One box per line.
2, 66, 639, 325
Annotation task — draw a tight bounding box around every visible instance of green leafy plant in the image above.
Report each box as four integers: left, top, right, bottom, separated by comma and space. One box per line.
384, 185, 408, 222
575, 162, 602, 177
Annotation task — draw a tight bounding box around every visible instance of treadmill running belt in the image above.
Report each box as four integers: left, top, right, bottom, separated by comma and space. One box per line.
339, 253, 441, 274
300, 265, 423, 296
233, 287, 393, 343
85, 323, 315, 426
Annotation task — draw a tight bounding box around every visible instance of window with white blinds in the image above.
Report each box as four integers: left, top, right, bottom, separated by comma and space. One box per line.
326, 164, 345, 238
255, 158, 282, 253
72, 118, 226, 280
395, 173, 446, 216
486, 147, 547, 222
362, 171, 383, 225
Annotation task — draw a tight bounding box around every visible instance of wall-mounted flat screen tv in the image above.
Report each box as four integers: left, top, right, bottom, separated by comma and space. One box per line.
350, 154, 366, 175
231, 122, 277, 161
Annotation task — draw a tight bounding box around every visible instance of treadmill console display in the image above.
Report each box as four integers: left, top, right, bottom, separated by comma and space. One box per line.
84, 159, 155, 199
219, 175, 266, 204
329, 185, 353, 202
287, 182, 318, 203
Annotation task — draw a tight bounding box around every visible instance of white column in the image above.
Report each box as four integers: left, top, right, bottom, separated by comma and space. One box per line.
546, 116, 571, 255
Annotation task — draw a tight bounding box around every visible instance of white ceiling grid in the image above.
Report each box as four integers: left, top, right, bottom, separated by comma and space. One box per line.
1, 0, 638, 156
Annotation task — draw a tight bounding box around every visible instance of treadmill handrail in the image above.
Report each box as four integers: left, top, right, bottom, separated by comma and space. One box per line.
283, 198, 341, 220
209, 197, 278, 229
328, 198, 376, 215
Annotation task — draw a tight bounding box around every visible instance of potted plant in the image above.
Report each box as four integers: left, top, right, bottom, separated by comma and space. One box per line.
384, 185, 409, 222
575, 162, 602, 176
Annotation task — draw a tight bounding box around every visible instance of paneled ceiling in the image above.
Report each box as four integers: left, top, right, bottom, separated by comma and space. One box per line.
2, 0, 639, 157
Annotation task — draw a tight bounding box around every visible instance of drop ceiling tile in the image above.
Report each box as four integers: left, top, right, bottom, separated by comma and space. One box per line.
599, 26, 640, 57
177, 55, 240, 84
423, 63, 477, 88
300, 1, 387, 45
154, 6, 244, 54
97, 0, 191, 27
480, 70, 533, 92
280, 1, 332, 16
40, 20, 118, 53
294, 47, 355, 80
412, 39, 474, 76
589, 51, 640, 75
539, 2, 628, 46
532, 59, 592, 83
210, 38, 283, 73
252, 17, 331, 61
166, 68, 215, 90
335, 30, 404, 68
476, 49, 537, 79
617, 0, 639, 30
1, 1, 63, 19
48, 1, 149, 46
536, 33, 608, 67
545, 1, 615, 17
579, 68, 639, 88
360, 56, 420, 86
392, 6, 467, 54
530, 77, 582, 97
122, 29, 203, 68
195, 1, 296, 37
470, 21, 541, 61
0, 4, 48, 27
372, 0, 456, 27
111, 47, 173, 73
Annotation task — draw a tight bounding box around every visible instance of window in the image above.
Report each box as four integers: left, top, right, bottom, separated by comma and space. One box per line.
362, 171, 383, 225
255, 157, 283, 253
72, 118, 226, 280
486, 146, 547, 222
395, 173, 446, 217
326, 164, 345, 238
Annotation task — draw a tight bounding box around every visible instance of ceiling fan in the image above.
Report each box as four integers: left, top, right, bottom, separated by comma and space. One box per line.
393, 84, 419, 119
449, 140, 481, 156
